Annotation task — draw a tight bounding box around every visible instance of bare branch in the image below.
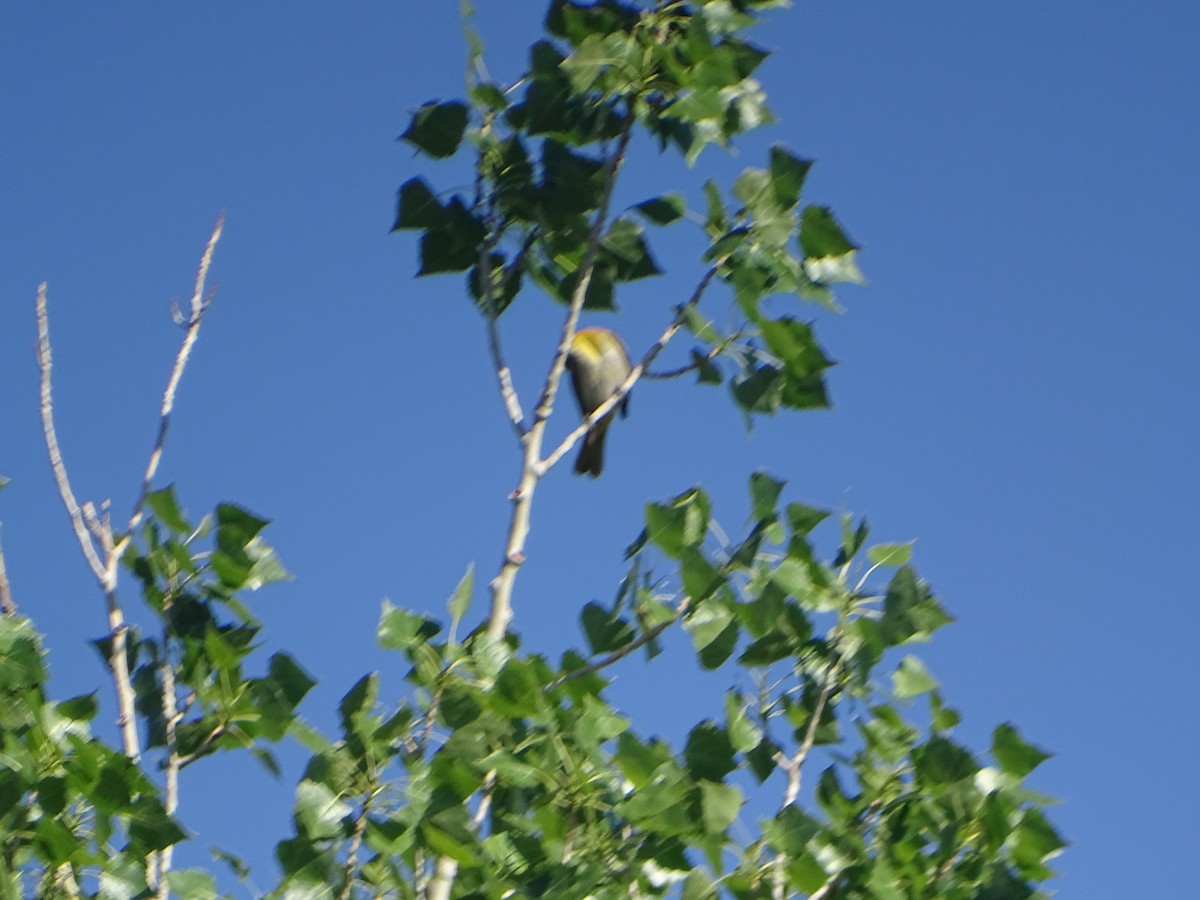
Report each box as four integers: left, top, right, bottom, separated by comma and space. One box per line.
37, 217, 225, 896
0, 523, 16, 616
126, 214, 225, 542
771, 671, 838, 900
37, 283, 107, 584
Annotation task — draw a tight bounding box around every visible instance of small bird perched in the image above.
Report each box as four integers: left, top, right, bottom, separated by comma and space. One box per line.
564, 326, 632, 477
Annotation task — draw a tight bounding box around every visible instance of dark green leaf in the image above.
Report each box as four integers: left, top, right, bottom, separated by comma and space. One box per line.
128, 796, 190, 851
749, 471, 784, 523
600, 217, 662, 282
769, 146, 813, 209
400, 101, 470, 158
491, 658, 542, 717
581, 601, 635, 654
881, 566, 954, 645
633, 193, 686, 226
56, 692, 98, 721
339, 673, 379, 732
267, 652, 316, 708
915, 736, 978, 787
684, 721, 736, 781
393, 178, 446, 231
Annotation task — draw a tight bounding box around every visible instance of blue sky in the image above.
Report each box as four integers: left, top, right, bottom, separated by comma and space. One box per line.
2, 2, 1198, 896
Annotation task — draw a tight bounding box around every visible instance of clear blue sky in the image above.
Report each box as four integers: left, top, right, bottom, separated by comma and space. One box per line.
3, 2, 1197, 896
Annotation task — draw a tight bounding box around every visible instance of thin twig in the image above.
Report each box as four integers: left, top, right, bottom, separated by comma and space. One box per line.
548, 598, 690, 690
642, 336, 734, 380
37, 283, 108, 584
0, 524, 15, 616
126, 215, 225, 542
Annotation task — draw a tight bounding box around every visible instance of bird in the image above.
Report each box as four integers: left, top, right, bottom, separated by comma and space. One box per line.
564, 326, 632, 477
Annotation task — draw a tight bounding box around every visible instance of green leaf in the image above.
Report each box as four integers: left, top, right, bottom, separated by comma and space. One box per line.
749, 471, 784, 523
166, 869, 218, 900
600, 217, 663, 282
730, 362, 782, 416
681, 868, 716, 900
992, 723, 1052, 777
799, 205, 859, 258
57, 691, 98, 721
400, 101, 470, 158
786, 501, 829, 538
681, 305, 720, 345
128, 795, 190, 851
267, 652, 316, 708
581, 601, 635, 654
0, 616, 46, 691
835, 513, 870, 566
867, 542, 914, 567
446, 563, 474, 627
683, 594, 738, 669
633, 193, 686, 226
294, 779, 352, 840
491, 658, 542, 717
417, 207, 486, 275
392, 177, 446, 231
892, 655, 938, 698
699, 780, 742, 834
339, 673, 378, 733
614, 731, 671, 787
769, 145, 813, 209
881, 566, 954, 645
684, 721, 736, 781
145, 485, 191, 534
915, 736, 978, 788
377, 601, 440, 650
645, 488, 711, 559
98, 853, 149, 900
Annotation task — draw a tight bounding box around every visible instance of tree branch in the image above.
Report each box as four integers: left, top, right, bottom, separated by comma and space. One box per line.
0, 524, 15, 616
483, 111, 636, 647
771, 671, 837, 900
36, 216, 225, 896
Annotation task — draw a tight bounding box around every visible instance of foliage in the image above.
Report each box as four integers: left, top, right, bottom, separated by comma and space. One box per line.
0, 2, 1062, 899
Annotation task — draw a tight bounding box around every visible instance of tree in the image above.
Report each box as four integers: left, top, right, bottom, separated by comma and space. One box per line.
0, 2, 1062, 898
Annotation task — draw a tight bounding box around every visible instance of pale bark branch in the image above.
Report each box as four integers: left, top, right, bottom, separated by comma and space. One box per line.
771, 673, 837, 900
0, 524, 15, 616
482, 113, 636, 648
36, 216, 225, 896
